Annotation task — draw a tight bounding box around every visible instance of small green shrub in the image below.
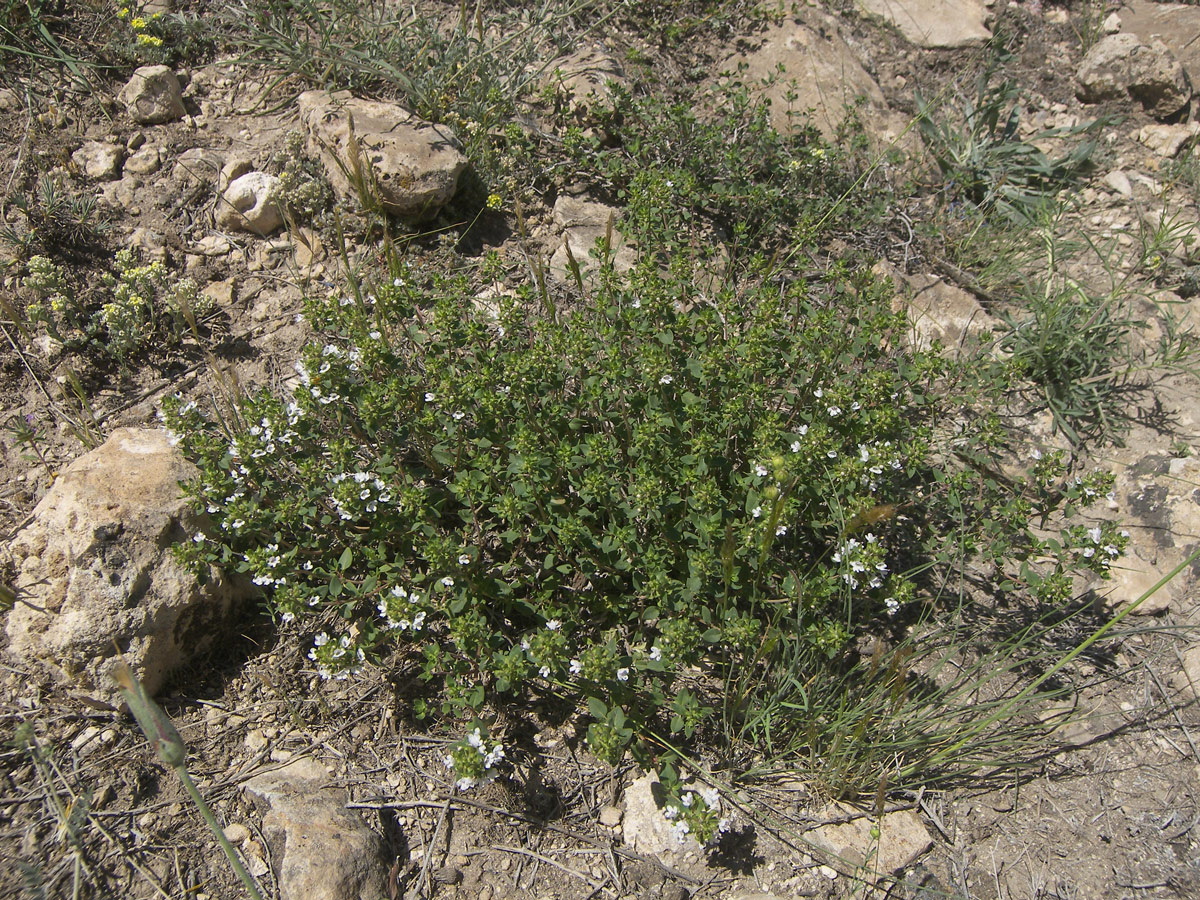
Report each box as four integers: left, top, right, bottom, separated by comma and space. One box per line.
164, 228, 1124, 794
20, 249, 211, 363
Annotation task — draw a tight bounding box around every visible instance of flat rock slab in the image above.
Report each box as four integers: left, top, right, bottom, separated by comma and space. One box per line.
298, 90, 467, 219
4, 428, 247, 701
805, 804, 932, 877
720, 10, 913, 148
1121, 0, 1200, 88
243, 757, 391, 900
857, 0, 991, 48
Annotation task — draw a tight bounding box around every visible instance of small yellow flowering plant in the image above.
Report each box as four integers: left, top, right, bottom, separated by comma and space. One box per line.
116, 4, 167, 54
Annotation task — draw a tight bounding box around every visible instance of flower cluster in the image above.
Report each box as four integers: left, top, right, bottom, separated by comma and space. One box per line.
308, 631, 366, 681
444, 727, 505, 791
662, 785, 730, 846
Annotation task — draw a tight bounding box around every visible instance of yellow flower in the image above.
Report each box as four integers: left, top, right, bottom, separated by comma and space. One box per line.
486, 193, 503, 211
131, 16, 146, 29
117, 6, 130, 18
137, 33, 163, 47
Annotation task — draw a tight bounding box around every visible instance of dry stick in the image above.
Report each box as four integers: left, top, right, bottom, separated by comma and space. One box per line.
1145, 663, 1200, 765
348, 797, 701, 885
493, 844, 613, 895
922, 544, 1200, 774
417, 792, 453, 899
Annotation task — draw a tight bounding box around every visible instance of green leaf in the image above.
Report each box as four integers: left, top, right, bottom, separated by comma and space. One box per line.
587, 697, 608, 720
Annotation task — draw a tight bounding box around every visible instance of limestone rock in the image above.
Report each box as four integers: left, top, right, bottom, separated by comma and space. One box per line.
243, 758, 391, 900
298, 90, 467, 219
1076, 33, 1192, 119
72, 141, 124, 181
4, 428, 247, 700
894, 272, 997, 356
119, 65, 186, 125
216, 171, 285, 235
173, 147, 225, 187
1097, 550, 1178, 616
857, 0, 991, 49
806, 804, 932, 877
124, 145, 161, 176
1120, 0, 1200, 89
549, 195, 635, 281
1136, 122, 1200, 158
622, 772, 702, 856
720, 11, 914, 148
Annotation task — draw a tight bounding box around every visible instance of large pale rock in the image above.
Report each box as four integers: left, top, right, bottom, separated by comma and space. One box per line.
720, 11, 913, 147
806, 804, 932, 876
297, 90, 467, 219
216, 171, 285, 235
549, 195, 635, 281
1076, 33, 1192, 119
1096, 550, 1178, 616
118, 65, 186, 125
4, 429, 246, 700
891, 270, 997, 355
1136, 122, 1200, 158
1121, 1, 1200, 90
857, 0, 991, 49
622, 772, 702, 855
243, 758, 391, 900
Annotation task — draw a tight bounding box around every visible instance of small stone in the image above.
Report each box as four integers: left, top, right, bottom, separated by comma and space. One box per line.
244, 730, 268, 753
72, 141, 124, 181
201, 278, 235, 307
599, 805, 623, 828
1102, 12, 1121, 34
433, 867, 462, 885
222, 823, 250, 844
216, 171, 284, 235
119, 65, 186, 125
1103, 170, 1133, 198
124, 146, 162, 176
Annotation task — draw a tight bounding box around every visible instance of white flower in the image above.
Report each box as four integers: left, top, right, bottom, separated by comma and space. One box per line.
659, 374, 673, 385
441, 576, 455, 587
616, 667, 630, 682
369, 330, 381, 340
570, 658, 583, 675
425, 392, 436, 402
458, 554, 471, 565
452, 411, 465, 421
649, 646, 663, 661
1030, 448, 1043, 461
827, 406, 841, 417
752, 506, 762, 518
885, 597, 900, 616
791, 440, 802, 453
1087, 526, 1103, 543
813, 388, 823, 399
630, 298, 641, 309
546, 619, 562, 631
775, 525, 788, 536
755, 464, 768, 477
539, 665, 551, 678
